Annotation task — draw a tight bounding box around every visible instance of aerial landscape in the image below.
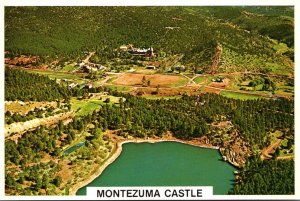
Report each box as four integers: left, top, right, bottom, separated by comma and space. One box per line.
4, 6, 294, 196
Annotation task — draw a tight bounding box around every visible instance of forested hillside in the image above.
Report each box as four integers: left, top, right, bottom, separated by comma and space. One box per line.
5, 6, 294, 73
5, 67, 70, 101
4, 6, 294, 196
5, 92, 294, 195
230, 156, 294, 194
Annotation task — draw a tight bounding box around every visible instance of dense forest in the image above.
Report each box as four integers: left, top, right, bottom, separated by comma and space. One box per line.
206, 6, 294, 48
4, 6, 294, 195
5, 67, 70, 101
5, 91, 294, 195
230, 156, 294, 194
99, 92, 294, 148
5, 6, 294, 73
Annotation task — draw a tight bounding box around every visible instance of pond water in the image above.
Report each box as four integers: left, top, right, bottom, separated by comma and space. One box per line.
76, 142, 236, 195
63, 141, 85, 155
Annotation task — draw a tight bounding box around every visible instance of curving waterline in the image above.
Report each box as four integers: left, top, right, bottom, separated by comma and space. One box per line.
69, 139, 219, 196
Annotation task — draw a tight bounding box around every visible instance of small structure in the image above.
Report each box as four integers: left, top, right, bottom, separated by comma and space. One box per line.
222, 156, 227, 161
119, 45, 128, 51
126, 45, 155, 57
86, 83, 93, 89
127, 68, 135, 72
146, 65, 156, 70
211, 76, 224, 82
80, 62, 106, 73
68, 83, 78, 89
175, 66, 185, 71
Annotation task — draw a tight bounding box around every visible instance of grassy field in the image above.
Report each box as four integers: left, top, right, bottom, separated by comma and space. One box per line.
70, 94, 123, 116
62, 65, 78, 72
193, 76, 206, 84
267, 130, 294, 158
167, 77, 189, 87
266, 63, 293, 76
71, 98, 103, 116
5, 101, 57, 115
273, 42, 289, 55
26, 69, 86, 83
106, 75, 119, 84
220, 91, 262, 100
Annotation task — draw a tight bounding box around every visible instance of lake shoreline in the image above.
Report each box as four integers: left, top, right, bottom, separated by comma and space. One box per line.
69, 137, 219, 196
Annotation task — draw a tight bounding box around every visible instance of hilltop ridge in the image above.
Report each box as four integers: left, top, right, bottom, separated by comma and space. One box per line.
5, 6, 294, 74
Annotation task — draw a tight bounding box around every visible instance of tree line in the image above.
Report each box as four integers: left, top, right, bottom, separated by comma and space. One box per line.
5, 7, 293, 73
5, 90, 294, 195
229, 156, 294, 194
5, 67, 70, 101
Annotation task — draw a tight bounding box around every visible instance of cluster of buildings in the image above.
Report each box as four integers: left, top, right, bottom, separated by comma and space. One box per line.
61, 79, 93, 90
76, 61, 106, 73
119, 44, 155, 57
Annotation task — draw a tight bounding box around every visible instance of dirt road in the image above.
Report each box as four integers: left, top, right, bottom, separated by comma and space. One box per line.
261, 139, 282, 160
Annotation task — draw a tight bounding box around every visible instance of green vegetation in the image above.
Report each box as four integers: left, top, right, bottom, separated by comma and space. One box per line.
230, 157, 294, 194
5, 6, 293, 74
265, 131, 294, 158
206, 6, 294, 48
167, 76, 189, 87
62, 65, 77, 72
194, 76, 206, 84
105, 85, 132, 92
5, 105, 67, 124
4, 6, 294, 196
25, 69, 86, 82
220, 91, 261, 100
70, 95, 122, 116
5, 90, 294, 195
71, 98, 103, 116
5, 112, 112, 195
5, 67, 70, 101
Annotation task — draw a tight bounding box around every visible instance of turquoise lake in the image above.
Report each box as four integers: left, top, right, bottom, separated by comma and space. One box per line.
76, 142, 236, 195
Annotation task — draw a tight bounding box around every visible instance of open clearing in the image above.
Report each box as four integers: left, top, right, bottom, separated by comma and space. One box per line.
112, 73, 188, 87
193, 76, 206, 84
5, 101, 58, 115
70, 93, 123, 116
220, 91, 261, 100
25, 68, 86, 83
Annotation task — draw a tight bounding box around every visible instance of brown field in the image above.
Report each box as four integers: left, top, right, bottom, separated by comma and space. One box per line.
113, 73, 185, 87
5, 101, 57, 115
203, 86, 222, 94
130, 85, 202, 97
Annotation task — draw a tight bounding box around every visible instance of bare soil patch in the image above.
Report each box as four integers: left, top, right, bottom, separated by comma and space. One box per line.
203, 86, 222, 94
130, 85, 202, 96
261, 139, 283, 160
57, 159, 73, 188
113, 73, 183, 87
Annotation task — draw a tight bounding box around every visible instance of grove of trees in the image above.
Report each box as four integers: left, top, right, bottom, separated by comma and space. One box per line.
230, 156, 294, 194
5, 7, 294, 73
5, 67, 70, 101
